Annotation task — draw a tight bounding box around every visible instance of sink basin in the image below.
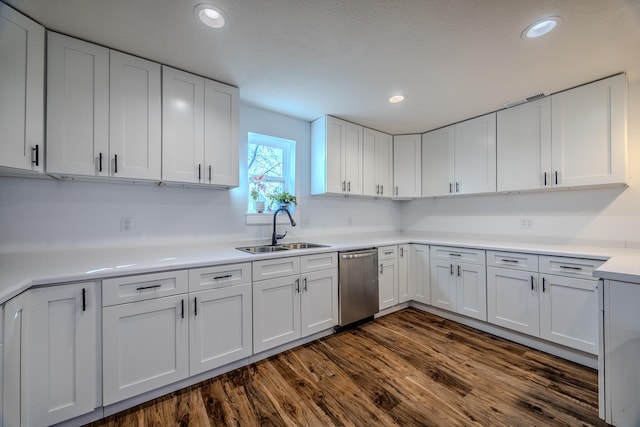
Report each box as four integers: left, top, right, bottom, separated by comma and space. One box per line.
277, 242, 329, 250
236, 242, 329, 254
236, 245, 290, 254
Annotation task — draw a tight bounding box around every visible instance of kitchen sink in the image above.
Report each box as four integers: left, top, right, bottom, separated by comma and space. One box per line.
236, 242, 329, 254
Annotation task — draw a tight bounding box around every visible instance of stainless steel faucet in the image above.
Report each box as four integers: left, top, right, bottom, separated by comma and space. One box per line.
272, 207, 296, 245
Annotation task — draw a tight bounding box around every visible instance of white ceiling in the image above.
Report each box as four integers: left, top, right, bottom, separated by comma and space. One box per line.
7, 0, 640, 134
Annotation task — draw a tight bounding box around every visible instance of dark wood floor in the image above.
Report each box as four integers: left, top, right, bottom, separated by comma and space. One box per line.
88, 308, 607, 426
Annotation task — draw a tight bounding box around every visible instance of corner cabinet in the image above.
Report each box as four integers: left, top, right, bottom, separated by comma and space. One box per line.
393, 134, 422, 198
0, 2, 45, 174
311, 116, 364, 196
162, 66, 239, 187
363, 128, 393, 198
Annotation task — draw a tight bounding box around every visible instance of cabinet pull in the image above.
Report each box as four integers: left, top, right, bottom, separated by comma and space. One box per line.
209, 165, 212, 183
136, 284, 162, 291
214, 274, 233, 280
530, 275, 534, 291
342, 181, 346, 191
347, 181, 351, 192
400, 247, 404, 257
449, 183, 453, 194
395, 186, 399, 196
457, 265, 461, 277
449, 253, 462, 257
295, 278, 300, 293
181, 299, 184, 319
501, 259, 519, 263
559, 265, 583, 271
544, 172, 547, 186
303, 277, 308, 292
380, 185, 384, 195
380, 263, 384, 274
456, 182, 460, 193
376, 184, 380, 194
114, 154, 118, 174
555, 171, 558, 185
542, 277, 546, 293
450, 264, 453, 275
194, 297, 198, 316
384, 251, 394, 255
99, 153, 103, 172
31, 145, 39, 166
198, 164, 202, 181
82, 288, 86, 311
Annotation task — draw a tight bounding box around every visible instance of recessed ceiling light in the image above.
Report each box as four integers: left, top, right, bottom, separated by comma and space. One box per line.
389, 95, 405, 103
195, 4, 226, 29
522, 16, 561, 39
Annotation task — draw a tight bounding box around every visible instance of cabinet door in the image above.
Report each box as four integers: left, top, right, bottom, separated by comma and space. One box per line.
497, 97, 551, 192
162, 66, 205, 183
253, 276, 301, 353
456, 262, 487, 321
393, 134, 422, 198
27, 283, 98, 426
487, 267, 540, 335
398, 244, 410, 303
301, 269, 338, 337
422, 126, 454, 197
189, 284, 252, 375
343, 121, 364, 195
551, 74, 627, 187
47, 32, 109, 176
363, 128, 392, 197
430, 259, 456, 312
0, 3, 44, 172
410, 244, 430, 304
379, 257, 398, 310
3, 292, 27, 427
323, 116, 347, 194
103, 294, 189, 405
109, 50, 161, 180
454, 113, 496, 195
539, 274, 598, 354
204, 79, 239, 186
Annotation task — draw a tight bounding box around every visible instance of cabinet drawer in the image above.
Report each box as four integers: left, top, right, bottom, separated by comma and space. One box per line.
378, 246, 397, 260
539, 256, 604, 279
253, 257, 301, 280
301, 252, 337, 273
487, 251, 538, 271
189, 263, 251, 292
431, 246, 486, 265
103, 270, 189, 306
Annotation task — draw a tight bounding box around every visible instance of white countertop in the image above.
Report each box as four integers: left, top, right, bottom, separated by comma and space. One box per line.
1, 231, 638, 305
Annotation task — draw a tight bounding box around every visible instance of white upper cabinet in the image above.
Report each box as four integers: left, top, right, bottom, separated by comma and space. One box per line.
0, 3, 44, 173
46, 32, 110, 176
422, 125, 455, 197
311, 115, 364, 196
393, 134, 422, 198
551, 74, 627, 188
454, 112, 496, 195
497, 97, 551, 192
363, 128, 393, 197
162, 66, 239, 187
204, 79, 239, 187
109, 50, 162, 180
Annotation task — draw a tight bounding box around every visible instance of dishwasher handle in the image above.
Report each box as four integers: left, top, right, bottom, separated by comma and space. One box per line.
340, 250, 377, 260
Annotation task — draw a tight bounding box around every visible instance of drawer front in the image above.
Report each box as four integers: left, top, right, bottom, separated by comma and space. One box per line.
378, 246, 397, 260
487, 251, 539, 271
253, 257, 301, 281
103, 270, 189, 306
539, 256, 605, 279
300, 252, 337, 273
431, 246, 486, 265
189, 263, 251, 292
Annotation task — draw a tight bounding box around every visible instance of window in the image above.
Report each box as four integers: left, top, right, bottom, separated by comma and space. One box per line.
247, 132, 296, 213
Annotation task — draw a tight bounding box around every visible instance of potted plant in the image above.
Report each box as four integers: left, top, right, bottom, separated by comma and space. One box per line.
267, 190, 297, 211
249, 174, 267, 213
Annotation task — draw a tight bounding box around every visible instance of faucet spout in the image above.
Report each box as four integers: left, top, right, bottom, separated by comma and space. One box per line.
272, 207, 296, 245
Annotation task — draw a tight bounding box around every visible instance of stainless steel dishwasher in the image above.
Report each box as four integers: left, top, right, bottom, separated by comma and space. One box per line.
338, 248, 379, 328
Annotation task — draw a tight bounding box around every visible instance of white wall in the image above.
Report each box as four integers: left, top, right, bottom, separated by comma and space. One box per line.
401, 81, 640, 247
0, 104, 399, 251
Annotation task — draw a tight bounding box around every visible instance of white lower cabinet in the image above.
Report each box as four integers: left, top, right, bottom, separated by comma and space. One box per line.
253, 253, 338, 353
430, 246, 487, 321
410, 244, 430, 304
2, 283, 100, 427
378, 246, 399, 310
487, 267, 540, 336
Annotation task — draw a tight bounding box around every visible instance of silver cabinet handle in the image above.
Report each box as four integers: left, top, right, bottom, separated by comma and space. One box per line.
376, 184, 380, 194
347, 181, 351, 192
303, 277, 308, 292
456, 182, 460, 193
384, 251, 394, 255
136, 284, 162, 291
380, 185, 383, 195
449, 253, 462, 257
295, 278, 300, 293
395, 186, 399, 196
342, 181, 346, 191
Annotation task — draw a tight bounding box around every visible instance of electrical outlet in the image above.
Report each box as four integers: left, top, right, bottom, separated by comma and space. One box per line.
519, 218, 533, 229
120, 217, 133, 232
